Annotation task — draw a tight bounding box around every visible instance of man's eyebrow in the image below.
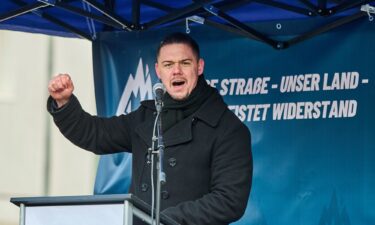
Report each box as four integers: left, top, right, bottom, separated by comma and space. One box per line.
161, 60, 174, 64
161, 58, 193, 63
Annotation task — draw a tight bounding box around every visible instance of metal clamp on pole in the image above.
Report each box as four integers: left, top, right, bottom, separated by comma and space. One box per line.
185, 15, 205, 33
361, 4, 375, 21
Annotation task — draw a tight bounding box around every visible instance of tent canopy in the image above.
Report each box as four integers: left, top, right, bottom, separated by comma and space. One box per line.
0, 0, 374, 49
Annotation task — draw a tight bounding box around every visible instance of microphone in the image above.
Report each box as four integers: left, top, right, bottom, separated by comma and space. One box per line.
153, 83, 165, 102
153, 83, 165, 112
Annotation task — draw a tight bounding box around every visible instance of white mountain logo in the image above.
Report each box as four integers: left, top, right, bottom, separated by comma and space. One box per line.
116, 58, 153, 115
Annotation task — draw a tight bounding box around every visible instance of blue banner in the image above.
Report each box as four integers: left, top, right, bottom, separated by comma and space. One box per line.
92, 19, 375, 225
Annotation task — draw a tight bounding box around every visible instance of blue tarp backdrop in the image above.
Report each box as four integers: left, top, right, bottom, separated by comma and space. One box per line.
92, 20, 375, 225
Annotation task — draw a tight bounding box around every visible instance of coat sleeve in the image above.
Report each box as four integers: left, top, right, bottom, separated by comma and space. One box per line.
162, 122, 253, 225
47, 95, 134, 154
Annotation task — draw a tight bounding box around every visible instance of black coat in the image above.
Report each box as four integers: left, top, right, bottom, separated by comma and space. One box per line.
48, 92, 252, 225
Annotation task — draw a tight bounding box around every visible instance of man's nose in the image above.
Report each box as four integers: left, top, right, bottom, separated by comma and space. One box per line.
172, 63, 182, 74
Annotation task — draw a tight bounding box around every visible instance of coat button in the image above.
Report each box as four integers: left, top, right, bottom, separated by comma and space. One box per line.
168, 158, 177, 167
192, 117, 197, 125
161, 191, 169, 199
141, 183, 149, 192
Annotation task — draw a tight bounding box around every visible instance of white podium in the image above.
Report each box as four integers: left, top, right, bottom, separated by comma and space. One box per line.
10, 194, 179, 225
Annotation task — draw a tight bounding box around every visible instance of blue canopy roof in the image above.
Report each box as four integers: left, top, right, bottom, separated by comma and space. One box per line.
1, 0, 374, 49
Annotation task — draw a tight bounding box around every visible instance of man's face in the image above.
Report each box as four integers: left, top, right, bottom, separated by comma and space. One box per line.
155, 43, 204, 100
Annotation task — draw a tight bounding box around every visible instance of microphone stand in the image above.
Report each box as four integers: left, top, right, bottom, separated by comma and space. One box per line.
154, 100, 166, 225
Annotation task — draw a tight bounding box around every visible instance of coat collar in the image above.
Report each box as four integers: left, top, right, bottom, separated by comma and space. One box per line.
135, 91, 227, 148
135, 115, 193, 148
193, 91, 226, 128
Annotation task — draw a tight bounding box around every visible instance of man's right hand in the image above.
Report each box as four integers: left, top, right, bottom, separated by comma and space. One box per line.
48, 74, 74, 108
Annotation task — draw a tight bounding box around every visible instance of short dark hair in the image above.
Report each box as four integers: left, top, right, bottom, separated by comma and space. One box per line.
156, 32, 200, 61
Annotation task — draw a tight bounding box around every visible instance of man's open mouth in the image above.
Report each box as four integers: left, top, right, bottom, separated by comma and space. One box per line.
172, 80, 186, 87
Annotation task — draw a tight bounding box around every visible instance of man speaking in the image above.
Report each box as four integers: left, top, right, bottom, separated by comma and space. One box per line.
47, 32, 252, 225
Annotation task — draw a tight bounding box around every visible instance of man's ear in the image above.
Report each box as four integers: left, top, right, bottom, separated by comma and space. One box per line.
155, 63, 161, 79
198, 58, 205, 75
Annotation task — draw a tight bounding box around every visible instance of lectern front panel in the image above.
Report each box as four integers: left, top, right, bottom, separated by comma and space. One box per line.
25, 204, 124, 225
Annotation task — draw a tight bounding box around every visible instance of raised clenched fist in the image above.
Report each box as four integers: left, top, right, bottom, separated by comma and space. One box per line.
48, 74, 74, 108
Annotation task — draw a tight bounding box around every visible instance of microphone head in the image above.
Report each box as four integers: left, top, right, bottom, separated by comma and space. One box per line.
153, 83, 166, 100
